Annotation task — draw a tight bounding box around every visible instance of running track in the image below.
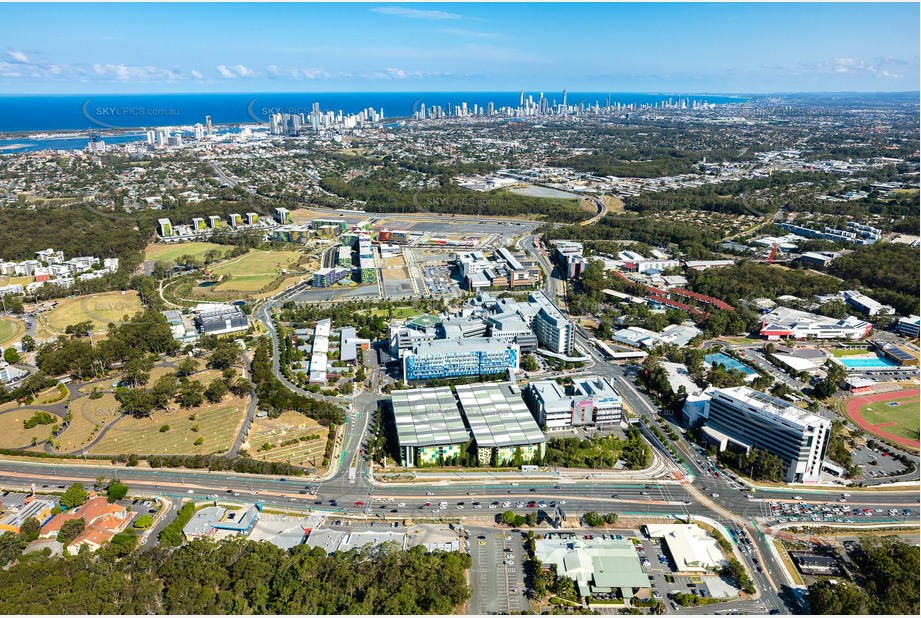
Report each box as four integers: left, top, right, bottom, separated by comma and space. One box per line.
845, 388, 920, 449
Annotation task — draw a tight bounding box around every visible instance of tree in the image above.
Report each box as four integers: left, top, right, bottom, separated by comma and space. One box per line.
0, 532, 27, 567
19, 335, 35, 352
64, 320, 94, 338
204, 379, 228, 404
106, 481, 128, 503
583, 512, 605, 527
3, 347, 19, 364
521, 354, 538, 372
808, 579, 873, 615
115, 387, 156, 418
229, 377, 251, 398
121, 354, 154, 387
208, 342, 239, 370
56, 519, 85, 546
133, 514, 154, 529
18, 518, 40, 542
151, 373, 180, 409
176, 380, 205, 409
175, 357, 199, 377
60, 483, 88, 509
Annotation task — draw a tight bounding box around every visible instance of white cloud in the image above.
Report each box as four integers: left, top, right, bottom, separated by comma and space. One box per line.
439, 27, 500, 39
372, 6, 461, 20
216, 64, 237, 78
8, 51, 28, 63
231, 64, 254, 77
386, 67, 406, 79
190, 69, 203, 79
761, 56, 910, 81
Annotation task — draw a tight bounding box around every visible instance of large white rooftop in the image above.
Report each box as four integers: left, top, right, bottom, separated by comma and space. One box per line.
455, 382, 546, 448
391, 387, 470, 447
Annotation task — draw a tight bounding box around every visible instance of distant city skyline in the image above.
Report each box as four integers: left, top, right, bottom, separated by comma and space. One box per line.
0, 2, 918, 94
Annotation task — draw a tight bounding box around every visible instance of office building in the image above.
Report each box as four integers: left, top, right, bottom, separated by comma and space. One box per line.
275, 207, 292, 225
391, 387, 470, 466
312, 267, 349, 288
157, 218, 173, 237
683, 386, 830, 483
0, 498, 56, 533
455, 382, 546, 465
194, 305, 249, 336
760, 306, 872, 340
525, 375, 622, 429
336, 245, 353, 268
402, 338, 519, 383
359, 257, 377, 284
535, 537, 650, 599
228, 213, 242, 227
644, 524, 727, 572
530, 291, 574, 355
840, 290, 895, 316
896, 315, 920, 338
246, 212, 259, 225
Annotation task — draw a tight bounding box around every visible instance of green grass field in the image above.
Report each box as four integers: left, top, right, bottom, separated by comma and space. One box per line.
210, 250, 301, 292
0, 317, 23, 345
44, 291, 143, 333
363, 306, 422, 319
861, 396, 921, 442
832, 348, 873, 358
145, 242, 229, 263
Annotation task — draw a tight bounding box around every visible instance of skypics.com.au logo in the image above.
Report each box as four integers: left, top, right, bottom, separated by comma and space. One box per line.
81, 98, 181, 130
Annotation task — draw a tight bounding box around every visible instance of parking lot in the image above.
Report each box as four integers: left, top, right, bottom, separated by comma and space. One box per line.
766, 499, 912, 524
421, 264, 461, 297
466, 525, 527, 615
850, 443, 908, 479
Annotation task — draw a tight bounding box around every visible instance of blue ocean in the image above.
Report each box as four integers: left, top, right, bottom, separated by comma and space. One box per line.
0, 92, 746, 152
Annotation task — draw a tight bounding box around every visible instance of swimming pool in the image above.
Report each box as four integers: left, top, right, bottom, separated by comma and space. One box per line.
705, 353, 758, 376
837, 356, 899, 369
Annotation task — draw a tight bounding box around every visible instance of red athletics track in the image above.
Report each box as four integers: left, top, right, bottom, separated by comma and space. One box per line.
844, 388, 920, 450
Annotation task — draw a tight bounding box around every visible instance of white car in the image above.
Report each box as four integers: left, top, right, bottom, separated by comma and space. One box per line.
473, 504, 482, 509
186, 489, 194, 494
397, 503, 405, 507
488, 504, 497, 509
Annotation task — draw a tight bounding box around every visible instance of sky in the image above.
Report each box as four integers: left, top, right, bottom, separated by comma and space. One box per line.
0, 2, 918, 94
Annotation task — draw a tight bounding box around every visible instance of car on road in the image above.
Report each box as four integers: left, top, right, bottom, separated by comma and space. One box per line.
426, 491, 435, 496
397, 503, 405, 507
354, 501, 364, 507
186, 489, 194, 494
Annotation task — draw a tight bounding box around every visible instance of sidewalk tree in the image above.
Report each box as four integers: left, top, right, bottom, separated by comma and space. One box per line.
61, 482, 88, 509
106, 481, 128, 503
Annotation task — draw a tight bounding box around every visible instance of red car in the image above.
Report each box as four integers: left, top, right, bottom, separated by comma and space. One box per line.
355, 501, 364, 507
